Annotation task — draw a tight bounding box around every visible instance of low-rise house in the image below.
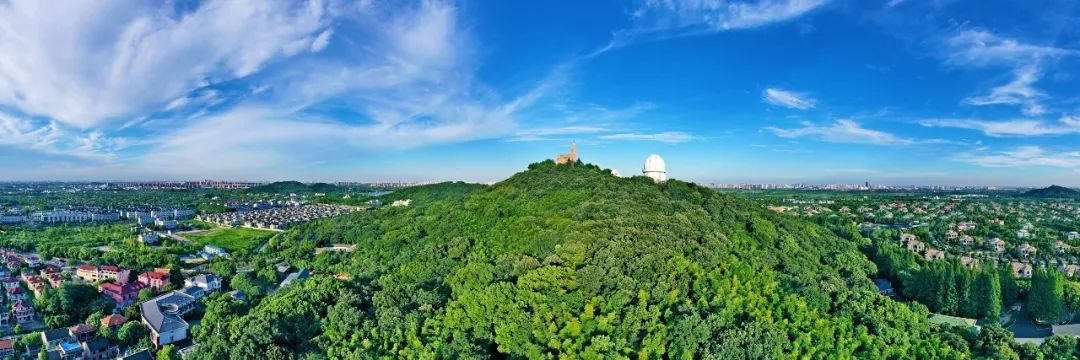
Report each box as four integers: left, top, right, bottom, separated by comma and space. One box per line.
140, 290, 197, 347
41, 328, 69, 350
81, 337, 118, 360
138, 232, 159, 245
101, 314, 126, 329
99, 281, 147, 307
184, 274, 221, 293
154, 219, 179, 230
960, 256, 979, 268
1017, 229, 1032, 239
12, 300, 33, 323
203, 245, 228, 257
1056, 241, 1071, 254
279, 269, 310, 289
137, 269, 171, 290
7, 286, 27, 301
76, 265, 99, 281
1060, 264, 1080, 278
1018, 243, 1037, 257
0, 310, 8, 328
0, 339, 12, 358
58, 341, 83, 360
1012, 262, 1034, 279
901, 233, 917, 243
1, 276, 18, 290
960, 235, 974, 246
68, 323, 96, 342
906, 240, 926, 253
945, 230, 958, 240
1068, 231, 1080, 241
990, 238, 1007, 252
77, 265, 130, 283
925, 248, 946, 261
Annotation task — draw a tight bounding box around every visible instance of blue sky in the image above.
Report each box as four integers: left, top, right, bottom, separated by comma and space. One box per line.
0, 0, 1079, 186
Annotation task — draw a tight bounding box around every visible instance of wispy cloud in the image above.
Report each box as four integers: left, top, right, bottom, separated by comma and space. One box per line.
943, 30, 1076, 68
0, 0, 333, 128
593, 0, 828, 56
960, 146, 1080, 169
944, 30, 1078, 116
0, 113, 132, 161
766, 119, 947, 145
963, 65, 1047, 116
762, 88, 816, 109
920, 116, 1080, 136
599, 132, 695, 143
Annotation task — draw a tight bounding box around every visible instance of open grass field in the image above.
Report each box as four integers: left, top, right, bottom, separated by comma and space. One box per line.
186, 227, 276, 252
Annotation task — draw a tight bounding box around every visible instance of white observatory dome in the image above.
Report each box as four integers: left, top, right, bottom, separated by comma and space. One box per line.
642, 154, 667, 182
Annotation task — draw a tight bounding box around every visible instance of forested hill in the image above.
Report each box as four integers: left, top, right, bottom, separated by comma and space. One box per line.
1023, 185, 1080, 199
245, 181, 339, 194
377, 181, 486, 204
193, 160, 970, 359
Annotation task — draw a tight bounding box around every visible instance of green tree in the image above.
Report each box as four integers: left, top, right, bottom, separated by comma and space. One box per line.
976, 268, 1002, 322
157, 344, 180, 360
1029, 268, 1065, 323
118, 321, 148, 348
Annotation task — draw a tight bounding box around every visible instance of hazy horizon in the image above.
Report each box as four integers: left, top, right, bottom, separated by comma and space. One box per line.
1, 1, 1078, 186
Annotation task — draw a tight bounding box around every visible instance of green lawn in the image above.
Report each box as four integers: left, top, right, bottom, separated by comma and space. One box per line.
186, 227, 276, 252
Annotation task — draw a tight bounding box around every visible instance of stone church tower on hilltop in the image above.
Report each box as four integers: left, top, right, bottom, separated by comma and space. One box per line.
555, 143, 578, 165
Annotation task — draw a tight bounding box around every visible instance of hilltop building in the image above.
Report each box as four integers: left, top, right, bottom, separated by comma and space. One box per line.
643, 154, 667, 183
555, 143, 578, 165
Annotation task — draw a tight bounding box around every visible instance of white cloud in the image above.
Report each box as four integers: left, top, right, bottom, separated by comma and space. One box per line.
962, 146, 1080, 169
0, 0, 333, 128
944, 30, 1077, 116
920, 116, 1080, 136
963, 65, 1047, 115
943, 30, 1076, 68
0, 113, 131, 161
599, 132, 695, 143
766, 119, 943, 145
762, 88, 816, 109
596, 0, 827, 54
310, 29, 334, 52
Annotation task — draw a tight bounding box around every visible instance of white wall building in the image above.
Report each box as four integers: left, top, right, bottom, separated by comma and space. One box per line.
643, 154, 667, 183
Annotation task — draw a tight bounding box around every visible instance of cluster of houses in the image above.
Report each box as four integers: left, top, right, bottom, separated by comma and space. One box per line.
774, 198, 1079, 246
39, 322, 121, 360
0, 206, 195, 228
197, 204, 358, 230
899, 232, 1080, 280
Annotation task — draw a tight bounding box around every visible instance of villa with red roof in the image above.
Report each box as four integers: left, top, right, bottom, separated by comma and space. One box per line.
138, 269, 171, 290
12, 300, 33, 323
99, 281, 147, 307
7, 286, 27, 302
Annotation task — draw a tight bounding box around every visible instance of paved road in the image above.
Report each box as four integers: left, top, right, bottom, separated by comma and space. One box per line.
1008, 305, 1053, 338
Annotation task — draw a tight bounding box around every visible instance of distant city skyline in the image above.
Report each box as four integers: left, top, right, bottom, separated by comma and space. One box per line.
1, 1, 1079, 186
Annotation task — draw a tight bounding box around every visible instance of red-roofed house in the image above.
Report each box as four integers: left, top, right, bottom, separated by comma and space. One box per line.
0, 276, 17, 290
69, 323, 96, 342
76, 265, 100, 281
138, 270, 170, 290
12, 300, 33, 323
0, 338, 12, 358
99, 281, 147, 307
7, 286, 26, 302
101, 314, 126, 329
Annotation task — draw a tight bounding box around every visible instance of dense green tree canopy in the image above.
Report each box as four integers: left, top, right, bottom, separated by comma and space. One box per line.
194, 161, 974, 359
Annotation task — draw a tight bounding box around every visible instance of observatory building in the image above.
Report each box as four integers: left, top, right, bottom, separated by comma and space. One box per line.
643, 154, 667, 183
